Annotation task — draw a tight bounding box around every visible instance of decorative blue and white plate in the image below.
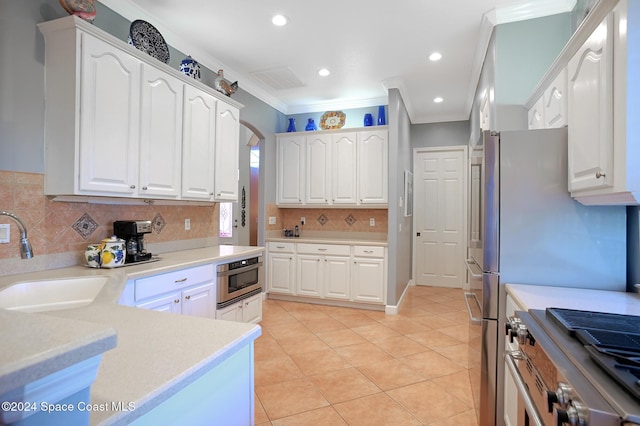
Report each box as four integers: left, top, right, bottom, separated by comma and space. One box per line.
128, 20, 170, 64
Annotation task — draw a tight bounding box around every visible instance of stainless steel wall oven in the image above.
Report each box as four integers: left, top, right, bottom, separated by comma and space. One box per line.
216, 256, 263, 308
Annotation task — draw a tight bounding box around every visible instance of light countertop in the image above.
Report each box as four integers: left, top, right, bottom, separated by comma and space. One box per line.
0, 245, 265, 425
506, 283, 640, 315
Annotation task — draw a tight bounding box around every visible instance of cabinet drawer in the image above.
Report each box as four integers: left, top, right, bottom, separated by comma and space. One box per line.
135, 264, 214, 301
297, 243, 350, 256
353, 246, 385, 258
267, 242, 295, 253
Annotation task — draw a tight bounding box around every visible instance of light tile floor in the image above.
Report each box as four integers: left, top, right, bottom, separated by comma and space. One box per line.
254, 285, 482, 425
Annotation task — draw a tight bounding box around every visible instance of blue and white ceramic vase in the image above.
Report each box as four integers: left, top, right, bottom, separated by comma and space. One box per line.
364, 113, 374, 127
180, 56, 201, 80
287, 118, 296, 132
377, 105, 386, 125
305, 118, 317, 131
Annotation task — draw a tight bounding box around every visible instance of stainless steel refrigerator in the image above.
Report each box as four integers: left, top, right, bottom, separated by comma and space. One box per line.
468, 128, 627, 425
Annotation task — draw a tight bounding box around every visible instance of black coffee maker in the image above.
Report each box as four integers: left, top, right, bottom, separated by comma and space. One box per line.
114, 220, 153, 263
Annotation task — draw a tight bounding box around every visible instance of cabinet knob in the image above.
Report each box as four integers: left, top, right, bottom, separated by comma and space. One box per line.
185, 295, 191, 300
595, 171, 606, 179
130, 185, 136, 189
174, 299, 180, 304
142, 186, 148, 190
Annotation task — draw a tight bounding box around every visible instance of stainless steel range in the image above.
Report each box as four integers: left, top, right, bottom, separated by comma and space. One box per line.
506, 308, 640, 425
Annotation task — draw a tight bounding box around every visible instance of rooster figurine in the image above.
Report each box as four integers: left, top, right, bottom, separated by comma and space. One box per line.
213, 69, 238, 97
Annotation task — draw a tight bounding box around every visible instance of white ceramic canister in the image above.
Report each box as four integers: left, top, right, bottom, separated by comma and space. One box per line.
99, 236, 126, 268
85, 244, 102, 268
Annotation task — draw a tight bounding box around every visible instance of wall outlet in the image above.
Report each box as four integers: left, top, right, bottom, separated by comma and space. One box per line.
185, 218, 191, 230
369, 218, 375, 227
0, 224, 9, 243
268, 216, 276, 225
301, 217, 305, 226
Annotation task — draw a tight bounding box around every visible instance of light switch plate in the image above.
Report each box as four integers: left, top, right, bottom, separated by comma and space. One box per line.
369, 218, 375, 227
0, 224, 9, 243
268, 216, 276, 225
184, 218, 191, 230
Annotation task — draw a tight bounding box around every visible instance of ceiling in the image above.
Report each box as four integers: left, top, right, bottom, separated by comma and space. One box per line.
98, 0, 577, 124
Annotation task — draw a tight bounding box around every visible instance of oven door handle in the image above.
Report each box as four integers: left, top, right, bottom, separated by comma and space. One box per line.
505, 351, 545, 426
216, 261, 262, 277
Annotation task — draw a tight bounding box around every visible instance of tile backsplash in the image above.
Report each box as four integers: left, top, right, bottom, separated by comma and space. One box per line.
0, 170, 218, 276
266, 204, 388, 234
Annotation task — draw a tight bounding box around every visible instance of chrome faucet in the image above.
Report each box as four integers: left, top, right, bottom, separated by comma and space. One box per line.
0, 211, 34, 259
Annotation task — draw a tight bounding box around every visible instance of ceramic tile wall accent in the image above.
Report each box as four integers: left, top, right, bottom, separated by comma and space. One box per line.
266, 204, 388, 233
0, 170, 218, 275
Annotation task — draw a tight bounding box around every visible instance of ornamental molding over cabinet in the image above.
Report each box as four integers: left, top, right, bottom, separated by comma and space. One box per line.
38, 16, 242, 204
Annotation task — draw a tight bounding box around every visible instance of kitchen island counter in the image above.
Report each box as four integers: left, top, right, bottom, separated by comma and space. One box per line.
0, 245, 264, 425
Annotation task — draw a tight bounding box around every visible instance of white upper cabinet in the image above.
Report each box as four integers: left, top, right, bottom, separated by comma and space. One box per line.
567, 13, 614, 194
38, 16, 242, 203
139, 65, 183, 198
182, 86, 217, 200
214, 104, 240, 201
78, 33, 141, 195
543, 68, 568, 129
277, 135, 305, 205
358, 130, 388, 205
277, 128, 388, 208
305, 134, 331, 204
527, 96, 544, 130
332, 133, 358, 205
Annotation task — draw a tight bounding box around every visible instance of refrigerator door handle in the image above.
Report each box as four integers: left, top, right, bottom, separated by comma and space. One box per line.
464, 292, 483, 324
465, 258, 483, 279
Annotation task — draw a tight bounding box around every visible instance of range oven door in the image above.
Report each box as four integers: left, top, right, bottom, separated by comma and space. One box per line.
216, 256, 263, 308
504, 351, 544, 426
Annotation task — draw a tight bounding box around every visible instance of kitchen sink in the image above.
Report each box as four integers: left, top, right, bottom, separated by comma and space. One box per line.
0, 276, 109, 313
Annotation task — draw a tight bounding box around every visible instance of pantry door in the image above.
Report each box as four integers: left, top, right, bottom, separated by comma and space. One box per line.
413, 147, 467, 287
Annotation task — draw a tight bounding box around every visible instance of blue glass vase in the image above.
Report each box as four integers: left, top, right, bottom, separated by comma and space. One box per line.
377, 106, 386, 125
364, 113, 373, 127
287, 118, 296, 132
305, 118, 317, 131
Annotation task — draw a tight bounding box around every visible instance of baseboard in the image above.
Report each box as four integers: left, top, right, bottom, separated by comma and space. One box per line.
384, 279, 414, 315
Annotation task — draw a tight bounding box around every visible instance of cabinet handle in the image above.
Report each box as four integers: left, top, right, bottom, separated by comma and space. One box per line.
175, 278, 188, 283
318, 248, 327, 251
364, 250, 374, 253
174, 299, 180, 303
595, 171, 606, 179
185, 295, 191, 300
276, 246, 285, 249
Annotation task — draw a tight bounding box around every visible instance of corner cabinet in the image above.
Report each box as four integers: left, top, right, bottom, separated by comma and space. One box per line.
38, 16, 242, 203
568, 2, 640, 205
276, 128, 388, 208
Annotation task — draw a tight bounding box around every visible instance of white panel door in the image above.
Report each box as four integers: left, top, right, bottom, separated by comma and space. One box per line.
414, 148, 466, 287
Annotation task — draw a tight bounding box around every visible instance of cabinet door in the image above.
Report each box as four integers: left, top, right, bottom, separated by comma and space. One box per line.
214, 103, 240, 201
305, 134, 331, 204
324, 256, 350, 300
352, 257, 385, 303
567, 14, 613, 192
137, 292, 181, 314
543, 68, 567, 129
527, 96, 544, 130
216, 303, 242, 322
358, 130, 388, 204
277, 136, 305, 204
79, 34, 141, 195
297, 255, 322, 298
182, 85, 216, 200
332, 133, 357, 204
182, 283, 215, 318
242, 294, 262, 324
268, 253, 295, 294
139, 65, 183, 198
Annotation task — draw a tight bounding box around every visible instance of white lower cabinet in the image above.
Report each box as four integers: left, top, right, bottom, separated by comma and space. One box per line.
266, 241, 386, 306
215, 293, 262, 324
123, 264, 216, 319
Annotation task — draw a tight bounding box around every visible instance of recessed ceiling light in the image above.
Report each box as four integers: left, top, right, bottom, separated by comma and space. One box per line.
318, 68, 331, 77
434, 97, 444, 103
272, 15, 287, 26
429, 52, 442, 62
